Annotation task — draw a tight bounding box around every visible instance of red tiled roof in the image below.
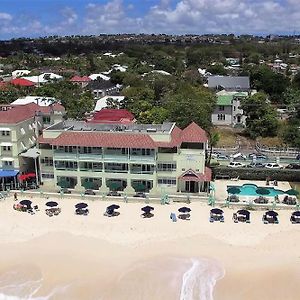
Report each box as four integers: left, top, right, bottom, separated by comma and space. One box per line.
155, 125, 182, 148
51, 131, 156, 149
179, 167, 211, 182
181, 122, 208, 143
10, 78, 35, 87
36, 103, 65, 113
38, 136, 54, 144
70, 75, 91, 82
89, 109, 135, 124
0, 103, 37, 124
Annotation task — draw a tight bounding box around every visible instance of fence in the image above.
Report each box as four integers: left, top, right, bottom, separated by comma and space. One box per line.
256, 143, 299, 157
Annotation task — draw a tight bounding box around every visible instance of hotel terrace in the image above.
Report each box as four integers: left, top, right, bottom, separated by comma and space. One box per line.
38, 120, 211, 196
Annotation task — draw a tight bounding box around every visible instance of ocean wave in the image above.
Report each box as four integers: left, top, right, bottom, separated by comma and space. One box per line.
0, 266, 71, 300
179, 258, 225, 300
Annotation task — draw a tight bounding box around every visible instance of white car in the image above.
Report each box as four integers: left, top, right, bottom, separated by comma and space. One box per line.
228, 162, 245, 168
264, 163, 283, 169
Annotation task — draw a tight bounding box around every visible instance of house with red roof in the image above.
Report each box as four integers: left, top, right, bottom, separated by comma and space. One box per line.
70, 75, 91, 88
38, 119, 211, 196
87, 109, 135, 124
10, 78, 36, 87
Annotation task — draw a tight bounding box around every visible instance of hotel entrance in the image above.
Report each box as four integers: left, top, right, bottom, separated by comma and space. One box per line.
185, 181, 199, 193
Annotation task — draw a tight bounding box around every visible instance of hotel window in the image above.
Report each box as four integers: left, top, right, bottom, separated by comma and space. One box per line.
42, 173, 54, 179
2, 131, 10, 136
2, 146, 11, 151
41, 157, 53, 166
219, 106, 225, 111
157, 163, 177, 171
43, 116, 51, 124
158, 178, 176, 185
3, 161, 13, 166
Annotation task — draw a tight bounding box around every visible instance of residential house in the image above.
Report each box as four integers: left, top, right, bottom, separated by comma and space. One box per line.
38, 121, 211, 196
211, 91, 248, 126
208, 76, 250, 91
87, 109, 135, 124
94, 96, 125, 111
88, 79, 121, 98
70, 75, 91, 88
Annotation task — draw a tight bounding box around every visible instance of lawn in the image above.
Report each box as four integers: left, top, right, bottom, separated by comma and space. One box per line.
213, 127, 237, 147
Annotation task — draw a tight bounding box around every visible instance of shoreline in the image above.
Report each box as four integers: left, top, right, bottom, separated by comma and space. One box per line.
0, 195, 299, 299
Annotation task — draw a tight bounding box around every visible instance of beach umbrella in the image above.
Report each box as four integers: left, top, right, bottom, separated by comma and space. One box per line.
141, 206, 154, 213
286, 189, 299, 196
75, 202, 88, 209
266, 210, 278, 217
292, 211, 300, 217
107, 204, 120, 210
237, 209, 250, 217
227, 187, 241, 194
256, 187, 270, 195
46, 201, 58, 207
178, 207, 191, 213
211, 208, 223, 215
19, 199, 32, 208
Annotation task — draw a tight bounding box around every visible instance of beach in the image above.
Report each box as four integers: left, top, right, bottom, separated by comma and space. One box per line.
0, 195, 299, 299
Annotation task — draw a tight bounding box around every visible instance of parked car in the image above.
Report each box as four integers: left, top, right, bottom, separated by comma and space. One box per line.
84, 189, 96, 195
107, 191, 121, 197
231, 152, 247, 160
296, 154, 300, 160
285, 163, 300, 169
228, 162, 245, 168
248, 153, 268, 160
247, 162, 265, 168
133, 192, 146, 198
58, 188, 71, 194
217, 154, 230, 160
264, 163, 283, 169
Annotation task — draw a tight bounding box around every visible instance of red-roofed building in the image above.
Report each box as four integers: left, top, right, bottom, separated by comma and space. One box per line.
88, 109, 135, 124
10, 78, 35, 87
38, 120, 210, 195
70, 75, 91, 88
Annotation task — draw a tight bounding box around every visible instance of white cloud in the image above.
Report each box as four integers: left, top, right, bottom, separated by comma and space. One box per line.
0, 12, 12, 21
2, 0, 300, 38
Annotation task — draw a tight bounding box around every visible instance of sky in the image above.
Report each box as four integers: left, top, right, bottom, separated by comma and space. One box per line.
0, 0, 299, 39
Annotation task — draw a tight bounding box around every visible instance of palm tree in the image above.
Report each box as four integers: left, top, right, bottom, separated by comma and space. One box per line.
206, 131, 220, 166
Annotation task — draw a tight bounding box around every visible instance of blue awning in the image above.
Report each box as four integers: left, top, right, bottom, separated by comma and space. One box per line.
0, 170, 19, 178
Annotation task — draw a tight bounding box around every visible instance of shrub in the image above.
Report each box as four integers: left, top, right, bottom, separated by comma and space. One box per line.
212, 166, 300, 182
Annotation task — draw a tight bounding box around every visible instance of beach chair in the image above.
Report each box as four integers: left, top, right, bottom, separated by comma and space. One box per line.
232, 213, 238, 223
170, 213, 177, 222
230, 176, 239, 181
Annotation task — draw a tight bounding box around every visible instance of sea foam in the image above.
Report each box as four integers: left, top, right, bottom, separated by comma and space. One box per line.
179, 258, 225, 300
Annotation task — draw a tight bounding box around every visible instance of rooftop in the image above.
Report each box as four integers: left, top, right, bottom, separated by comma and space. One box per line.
47, 120, 175, 134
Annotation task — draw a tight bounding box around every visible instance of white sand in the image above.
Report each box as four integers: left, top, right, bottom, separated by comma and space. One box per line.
0, 194, 299, 299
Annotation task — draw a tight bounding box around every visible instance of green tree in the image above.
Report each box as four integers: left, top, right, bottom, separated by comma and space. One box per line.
241, 92, 279, 138
282, 125, 300, 148
164, 84, 216, 129
207, 131, 220, 166
206, 64, 227, 75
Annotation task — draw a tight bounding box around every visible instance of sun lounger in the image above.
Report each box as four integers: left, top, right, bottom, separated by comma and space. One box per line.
170, 213, 177, 222
230, 176, 239, 181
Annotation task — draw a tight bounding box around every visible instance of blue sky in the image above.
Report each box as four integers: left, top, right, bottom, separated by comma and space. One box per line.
0, 0, 299, 39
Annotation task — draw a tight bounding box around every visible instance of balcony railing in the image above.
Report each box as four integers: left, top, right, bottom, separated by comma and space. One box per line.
78, 153, 102, 160
130, 170, 155, 174
104, 169, 128, 173
55, 167, 78, 171
103, 154, 128, 161
54, 152, 77, 159
130, 155, 155, 161
79, 168, 102, 172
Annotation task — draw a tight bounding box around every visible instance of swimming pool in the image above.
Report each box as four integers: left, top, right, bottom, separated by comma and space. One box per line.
227, 184, 285, 197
